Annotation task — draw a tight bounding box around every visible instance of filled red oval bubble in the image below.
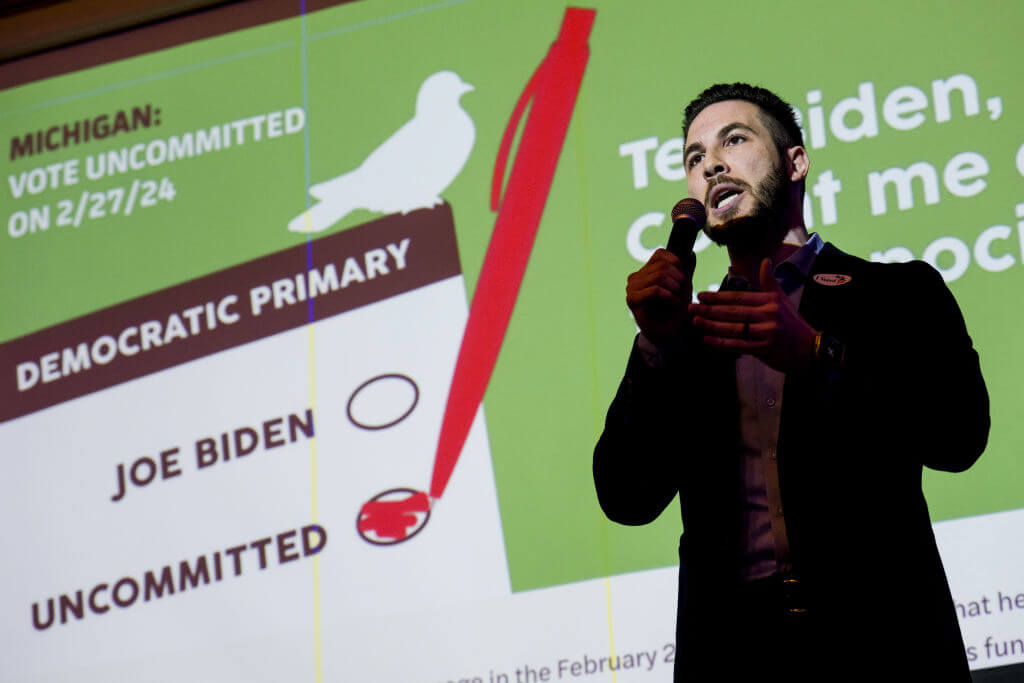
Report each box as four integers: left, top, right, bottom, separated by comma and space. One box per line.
356, 488, 431, 545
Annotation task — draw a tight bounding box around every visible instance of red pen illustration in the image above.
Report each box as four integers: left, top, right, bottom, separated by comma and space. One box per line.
357, 7, 596, 544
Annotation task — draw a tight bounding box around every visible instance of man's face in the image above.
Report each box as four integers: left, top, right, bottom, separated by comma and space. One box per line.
683, 99, 791, 245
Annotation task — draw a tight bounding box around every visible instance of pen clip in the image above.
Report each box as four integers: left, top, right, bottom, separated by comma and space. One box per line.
490, 60, 544, 212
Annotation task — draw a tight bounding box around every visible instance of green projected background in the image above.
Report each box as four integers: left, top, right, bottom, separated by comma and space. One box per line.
2, 1, 1022, 680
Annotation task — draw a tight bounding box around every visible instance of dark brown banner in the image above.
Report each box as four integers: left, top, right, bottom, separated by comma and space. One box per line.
0, 0, 360, 91
0, 204, 461, 423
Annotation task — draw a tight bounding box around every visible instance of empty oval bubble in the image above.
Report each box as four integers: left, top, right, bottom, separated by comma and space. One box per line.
346, 374, 419, 430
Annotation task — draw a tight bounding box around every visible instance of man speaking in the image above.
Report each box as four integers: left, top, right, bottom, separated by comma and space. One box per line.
593, 83, 989, 681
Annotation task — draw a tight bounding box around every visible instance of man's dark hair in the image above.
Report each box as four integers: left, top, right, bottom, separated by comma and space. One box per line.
683, 83, 803, 151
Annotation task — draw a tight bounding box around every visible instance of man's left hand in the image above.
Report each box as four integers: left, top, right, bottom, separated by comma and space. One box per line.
689, 258, 818, 373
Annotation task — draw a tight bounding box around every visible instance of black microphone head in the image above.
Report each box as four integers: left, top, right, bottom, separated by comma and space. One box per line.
671, 197, 706, 228
666, 198, 706, 257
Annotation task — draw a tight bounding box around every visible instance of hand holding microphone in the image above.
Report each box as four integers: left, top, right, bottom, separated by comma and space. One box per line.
625, 199, 707, 347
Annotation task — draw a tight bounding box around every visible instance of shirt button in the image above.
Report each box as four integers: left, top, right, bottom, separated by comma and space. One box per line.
769, 451, 778, 461
766, 398, 776, 407
776, 507, 785, 517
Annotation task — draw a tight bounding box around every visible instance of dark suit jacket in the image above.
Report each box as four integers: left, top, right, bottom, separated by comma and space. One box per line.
594, 244, 989, 680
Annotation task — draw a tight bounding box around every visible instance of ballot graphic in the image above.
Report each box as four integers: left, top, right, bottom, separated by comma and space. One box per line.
1, 15, 595, 669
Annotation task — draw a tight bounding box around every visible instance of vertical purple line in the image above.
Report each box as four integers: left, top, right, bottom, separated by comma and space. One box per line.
305, 239, 315, 323
300, 0, 316, 324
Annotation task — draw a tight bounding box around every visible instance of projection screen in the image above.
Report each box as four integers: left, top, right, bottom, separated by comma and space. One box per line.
2, 0, 1023, 680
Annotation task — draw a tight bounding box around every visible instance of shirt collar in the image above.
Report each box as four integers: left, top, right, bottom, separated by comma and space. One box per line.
722, 233, 824, 293
784, 232, 824, 280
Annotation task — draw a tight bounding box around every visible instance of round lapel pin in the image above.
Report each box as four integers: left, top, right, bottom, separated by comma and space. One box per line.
812, 273, 852, 286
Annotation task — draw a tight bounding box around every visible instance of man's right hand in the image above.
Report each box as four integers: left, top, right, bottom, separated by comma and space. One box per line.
626, 248, 694, 347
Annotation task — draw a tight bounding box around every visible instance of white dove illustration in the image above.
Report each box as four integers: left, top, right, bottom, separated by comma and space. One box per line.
288, 70, 475, 233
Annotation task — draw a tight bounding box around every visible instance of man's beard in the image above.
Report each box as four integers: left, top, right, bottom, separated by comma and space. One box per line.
704, 159, 789, 248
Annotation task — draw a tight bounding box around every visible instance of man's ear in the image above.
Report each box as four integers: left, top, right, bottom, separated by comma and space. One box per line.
786, 145, 809, 183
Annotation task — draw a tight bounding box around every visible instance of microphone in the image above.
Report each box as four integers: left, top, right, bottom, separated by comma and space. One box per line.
667, 198, 707, 257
